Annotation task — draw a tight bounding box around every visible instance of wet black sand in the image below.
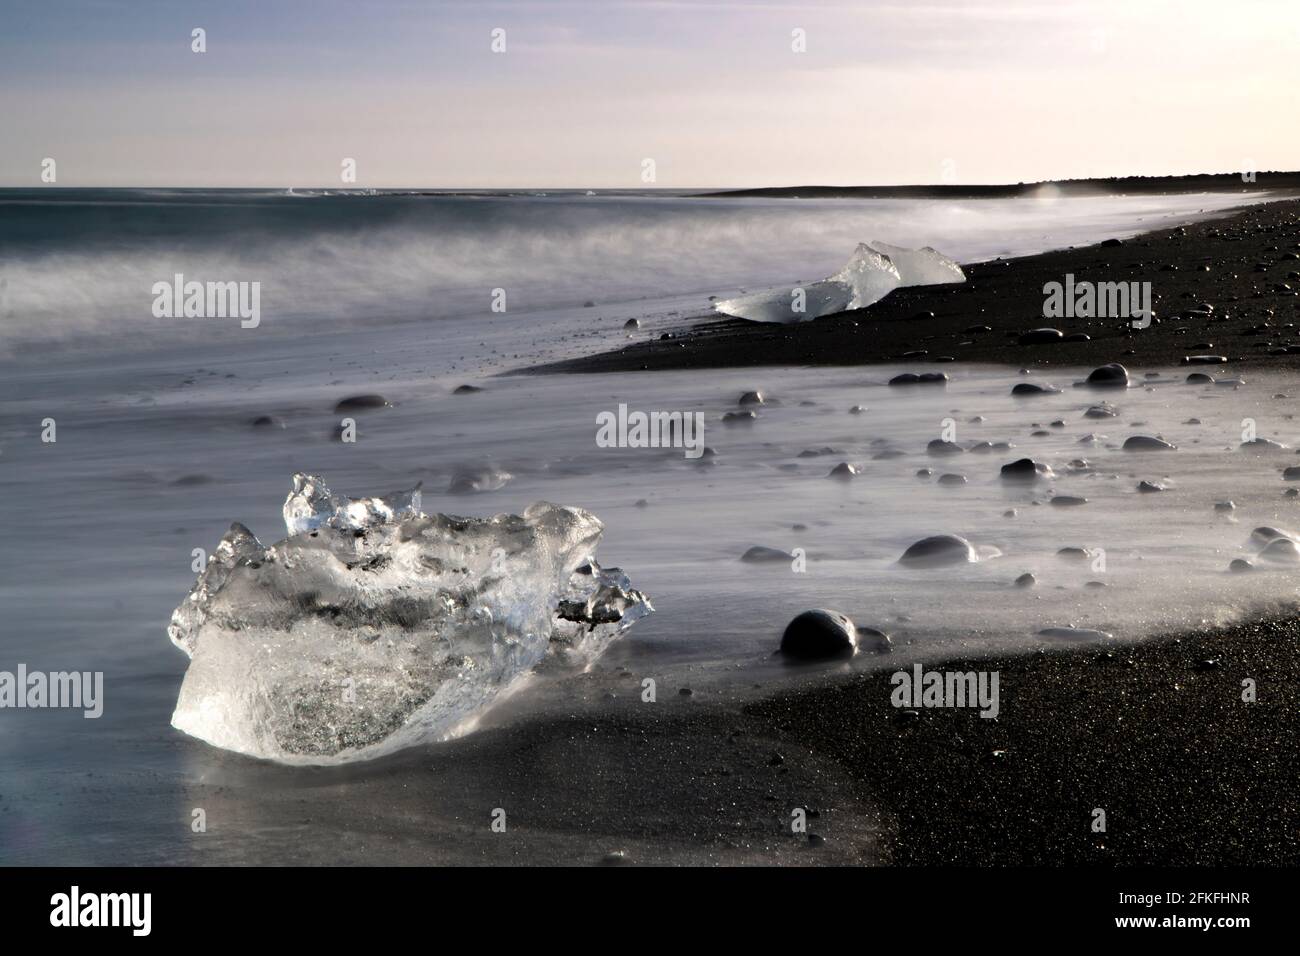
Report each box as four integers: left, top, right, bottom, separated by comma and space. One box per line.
179, 617, 1299, 866
175, 688, 886, 866
531, 196, 1300, 376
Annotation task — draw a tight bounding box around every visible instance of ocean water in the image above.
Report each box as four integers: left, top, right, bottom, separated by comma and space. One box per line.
0, 186, 1266, 354
0, 187, 1289, 860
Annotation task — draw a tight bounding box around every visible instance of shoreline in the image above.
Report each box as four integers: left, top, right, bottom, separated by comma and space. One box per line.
526, 195, 1300, 376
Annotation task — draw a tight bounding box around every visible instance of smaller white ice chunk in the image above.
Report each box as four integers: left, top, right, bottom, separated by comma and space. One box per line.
715, 244, 900, 323
833, 243, 905, 309
714, 241, 963, 323
866, 241, 966, 286
712, 281, 850, 324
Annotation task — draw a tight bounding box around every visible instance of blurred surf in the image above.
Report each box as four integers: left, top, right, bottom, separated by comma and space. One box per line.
0, 187, 1267, 353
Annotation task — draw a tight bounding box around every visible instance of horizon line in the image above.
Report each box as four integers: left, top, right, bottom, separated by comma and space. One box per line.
0, 168, 1293, 192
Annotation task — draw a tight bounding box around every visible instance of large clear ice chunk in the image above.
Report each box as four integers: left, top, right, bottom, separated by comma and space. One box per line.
167, 473, 652, 764
714, 241, 963, 323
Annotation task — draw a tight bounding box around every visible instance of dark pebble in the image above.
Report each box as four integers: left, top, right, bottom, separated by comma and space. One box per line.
780, 609, 858, 659
334, 394, 390, 412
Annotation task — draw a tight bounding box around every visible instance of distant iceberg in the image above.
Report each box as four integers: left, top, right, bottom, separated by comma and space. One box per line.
714, 241, 964, 323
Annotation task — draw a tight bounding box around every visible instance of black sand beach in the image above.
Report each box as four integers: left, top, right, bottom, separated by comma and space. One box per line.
484, 191, 1300, 866
751, 617, 1300, 865
532, 195, 1300, 376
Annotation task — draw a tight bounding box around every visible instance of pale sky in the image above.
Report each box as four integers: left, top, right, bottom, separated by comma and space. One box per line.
1, 0, 1297, 188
